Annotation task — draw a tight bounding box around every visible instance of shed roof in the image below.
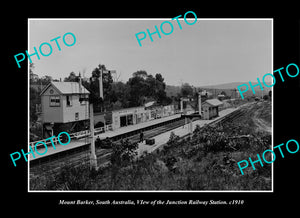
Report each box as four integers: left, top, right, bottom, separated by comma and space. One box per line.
203, 99, 223, 107
40, 81, 90, 95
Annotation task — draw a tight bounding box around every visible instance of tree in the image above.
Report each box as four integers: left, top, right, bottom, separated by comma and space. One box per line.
153, 73, 171, 105
111, 81, 130, 108
127, 71, 171, 107
127, 71, 149, 106
93, 64, 113, 100
263, 95, 269, 100
133, 70, 148, 79
30, 87, 39, 123
29, 63, 38, 84
64, 72, 78, 82
155, 73, 165, 84
85, 67, 172, 110
40, 75, 53, 85
88, 63, 114, 111
181, 83, 193, 97
110, 139, 138, 189
29, 62, 35, 74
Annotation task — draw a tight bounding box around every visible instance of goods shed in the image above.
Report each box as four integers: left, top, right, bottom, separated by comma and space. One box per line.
111, 106, 149, 130
202, 99, 223, 120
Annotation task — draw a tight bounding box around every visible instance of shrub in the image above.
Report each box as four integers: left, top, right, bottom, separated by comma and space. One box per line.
110, 139, 138, 167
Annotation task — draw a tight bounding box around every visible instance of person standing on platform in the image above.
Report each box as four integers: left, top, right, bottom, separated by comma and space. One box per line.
139, 131, 144, 143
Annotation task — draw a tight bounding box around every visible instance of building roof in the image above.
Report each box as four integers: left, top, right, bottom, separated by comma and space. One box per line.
144, 101, 156, 108
112, 106, 145, 113
203, 99, 223, 107
40, 81, 90, 95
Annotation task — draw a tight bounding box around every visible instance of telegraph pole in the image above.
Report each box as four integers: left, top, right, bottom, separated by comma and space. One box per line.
180, 98, 183, 113
99, 68, 104, 99
189, 118, 193, 140
198, 92, 201, 116
77, 72, 97, 170
81, 71, 96, 170
89, 103, 97, 170
99, 68, 105, 130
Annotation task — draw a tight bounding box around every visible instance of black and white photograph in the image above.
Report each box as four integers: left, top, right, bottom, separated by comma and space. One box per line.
28, 18, 273, 191
4, 2, 300, 211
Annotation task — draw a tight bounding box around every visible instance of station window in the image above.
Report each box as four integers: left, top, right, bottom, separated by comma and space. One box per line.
66, 95, 72, 106
79, 94, 87, 105
50, 96, 60, 107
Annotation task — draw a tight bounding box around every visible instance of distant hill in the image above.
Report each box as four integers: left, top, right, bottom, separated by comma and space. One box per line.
166, 82, 272, 98
200, 82, 246, 90
199, 82, 272, 98
199, 81, 272, 90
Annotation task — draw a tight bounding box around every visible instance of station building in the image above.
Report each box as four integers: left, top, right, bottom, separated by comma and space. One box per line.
40, 81, 90, 137
202, 99, 223, 120
111, 107, 146, 129
110, 104, 176, 130
145, 101, 175, 119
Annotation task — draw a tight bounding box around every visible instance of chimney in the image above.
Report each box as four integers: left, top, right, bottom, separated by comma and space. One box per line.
99, 69, 103, 99
198, 92, 202, 115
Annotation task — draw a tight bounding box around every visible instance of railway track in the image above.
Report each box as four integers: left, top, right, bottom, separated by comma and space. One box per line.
210, 102, 257, 127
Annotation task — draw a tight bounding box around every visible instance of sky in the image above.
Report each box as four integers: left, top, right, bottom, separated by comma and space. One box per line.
29, 19, 272, 87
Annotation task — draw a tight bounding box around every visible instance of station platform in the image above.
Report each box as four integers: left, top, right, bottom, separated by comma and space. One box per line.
96, 114, 182, 139
137, 107, 240, 156
29, 114, 182, 161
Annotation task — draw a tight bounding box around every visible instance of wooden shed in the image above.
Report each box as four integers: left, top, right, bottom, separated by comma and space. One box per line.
202, 99, 223, 120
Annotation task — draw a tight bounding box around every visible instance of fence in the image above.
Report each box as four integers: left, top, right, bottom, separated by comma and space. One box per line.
29, 124, 113, 149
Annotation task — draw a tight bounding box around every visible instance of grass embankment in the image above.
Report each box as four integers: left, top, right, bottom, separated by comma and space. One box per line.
256, 101, 271, 124
30, 101, 272, 191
